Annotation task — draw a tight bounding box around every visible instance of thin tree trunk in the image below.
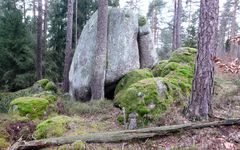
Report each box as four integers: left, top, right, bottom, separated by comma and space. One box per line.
63, 0, 74, 92
36, 0, 43, 80
91, 0, 108, 100
75, 0, 78, 48
187, 0, 219, 120
22, 0, 26, 22
172, 0, 182, 50
32, 0, 36, 32
175, 0, 182, 49
42, 0, 48, 53
230, 0, 239, 57
10, 119, 240, 150
172, 0, 177, 50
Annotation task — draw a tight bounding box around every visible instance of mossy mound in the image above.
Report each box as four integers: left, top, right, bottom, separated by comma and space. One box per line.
115, 69, 153, 95
10, 97, 49, 119
34, 115, 108, 139
37, 79, 50, 88
169, 47, 197, 66
115, 78, 170, 125
34, 115, 71, 139
45, 81, 57, 93
152, 47, 196, 97
33, 91, 57, 103
114, 47, 197, 125
0, 79, 57, 113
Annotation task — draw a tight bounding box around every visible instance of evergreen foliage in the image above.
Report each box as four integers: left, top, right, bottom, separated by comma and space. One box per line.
0, 0, 35, 91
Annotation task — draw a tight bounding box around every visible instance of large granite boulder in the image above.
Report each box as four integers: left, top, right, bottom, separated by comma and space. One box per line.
69, 8, 157, 100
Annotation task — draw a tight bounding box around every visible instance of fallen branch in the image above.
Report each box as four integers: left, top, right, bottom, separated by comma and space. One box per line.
11, 118, 240, 150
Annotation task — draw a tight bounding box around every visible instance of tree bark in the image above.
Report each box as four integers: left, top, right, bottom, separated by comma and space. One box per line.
22, 0, 26, 22
63, 0, 74, 92
42, 0, 48, 52
36, 0, 43, 80
10, 119, 240, 150
172, 0, 182, 50
217, 0, 231, 57
75, 0, 78, 48
230, 0, 239, 58
32, 0, 36, 32
90, 0, 108, 100
187, 0, 219, 120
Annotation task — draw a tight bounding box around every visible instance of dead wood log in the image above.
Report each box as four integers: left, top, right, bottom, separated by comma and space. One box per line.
10, 118, 240, 150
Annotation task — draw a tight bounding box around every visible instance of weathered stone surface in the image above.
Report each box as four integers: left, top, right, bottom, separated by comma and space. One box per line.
138, 23, 157, 68
69, 8, 156, 100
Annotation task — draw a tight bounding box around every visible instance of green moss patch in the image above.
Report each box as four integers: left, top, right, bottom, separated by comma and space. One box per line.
115, 69, 153, 95
10, 97, 49, 119
45, 81, 57, 93
34, 115, 109, 139
72, 141, 86, 150
115, 78, 171, 125
33, 92, 57, 103
0, 79, 58, 113
0, 137, 8, 149
37, 79, 50, 88
169, 47, 197, 66
138, 16, 147, 26
34, 115, 71, 139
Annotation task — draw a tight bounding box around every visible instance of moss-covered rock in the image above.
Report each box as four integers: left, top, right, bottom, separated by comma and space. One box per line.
0, 79, 57, 113
115, 69, 153, 95
33, 92, 57, 103
114, 47, 197, 125
169, 47, 197, 66
34, 115, 71, 139
10, 97, 49, 119
45, 81, 57, 93
115, 78, 169, 125
34, 115, 108, 139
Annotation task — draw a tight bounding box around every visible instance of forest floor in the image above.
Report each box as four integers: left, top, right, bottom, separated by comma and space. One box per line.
63, 69, 240, 150
1, 68, 240, 150
43, 69, 240, 150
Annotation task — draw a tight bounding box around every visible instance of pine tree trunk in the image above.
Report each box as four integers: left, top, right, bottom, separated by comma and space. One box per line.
187, 0, 219, 120
91, 0, 108, 100
36, 0, 43, 80
75, 0, 78, 48
32, 0, 36, 32
42, 0, 48, 52
22, 0, 26, 22
230, 0, 239, 57
172, 0, 182, 50
63, 0, 74, 92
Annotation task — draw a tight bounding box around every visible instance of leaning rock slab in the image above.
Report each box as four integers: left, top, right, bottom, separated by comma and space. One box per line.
138, 23, 158, 68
